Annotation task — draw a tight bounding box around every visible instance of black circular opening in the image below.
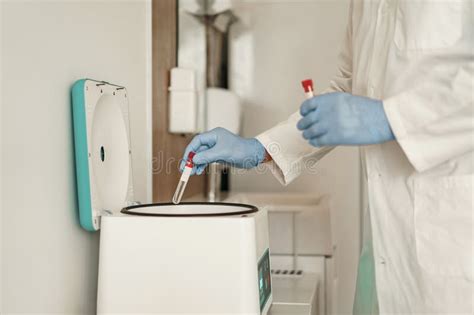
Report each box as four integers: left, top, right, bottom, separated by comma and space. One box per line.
121, 202, 258, 217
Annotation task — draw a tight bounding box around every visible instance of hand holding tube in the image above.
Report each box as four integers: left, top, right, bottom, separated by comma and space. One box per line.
297, 92, 395, 146
180, 127, 267, 175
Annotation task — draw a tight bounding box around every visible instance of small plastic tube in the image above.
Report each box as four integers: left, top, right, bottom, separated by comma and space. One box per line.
301, 79, 315, 99
172, 151, 195, 204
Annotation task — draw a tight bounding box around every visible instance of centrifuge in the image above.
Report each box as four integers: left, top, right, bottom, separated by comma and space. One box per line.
71, 79, 272, 314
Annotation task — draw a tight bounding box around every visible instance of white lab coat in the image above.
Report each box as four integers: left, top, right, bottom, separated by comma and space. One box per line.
256, 0, 473, 313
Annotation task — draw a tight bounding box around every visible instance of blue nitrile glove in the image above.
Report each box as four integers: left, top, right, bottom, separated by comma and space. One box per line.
180, 127, 266, 175
297, 92, 395, 146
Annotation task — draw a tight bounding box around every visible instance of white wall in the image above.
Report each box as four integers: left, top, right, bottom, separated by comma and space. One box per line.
0, 1, 3, 309
1, 1, 150, 313
229, 1, 360, 313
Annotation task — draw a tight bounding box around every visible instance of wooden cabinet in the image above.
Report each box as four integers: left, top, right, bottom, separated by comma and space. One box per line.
152, 0, 206, 202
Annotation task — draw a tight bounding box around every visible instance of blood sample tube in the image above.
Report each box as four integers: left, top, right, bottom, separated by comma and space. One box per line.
172, 151, 195, 204
301, 79, 315, 99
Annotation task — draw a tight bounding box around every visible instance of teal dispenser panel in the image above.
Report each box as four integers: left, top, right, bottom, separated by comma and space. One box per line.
71, 79, 96, 232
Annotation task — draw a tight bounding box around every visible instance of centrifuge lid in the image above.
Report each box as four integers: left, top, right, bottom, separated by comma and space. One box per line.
72, 79, 134, 232
122, 202, 258, 217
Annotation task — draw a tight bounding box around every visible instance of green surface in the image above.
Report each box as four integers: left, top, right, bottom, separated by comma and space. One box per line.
353, 233, 379, 314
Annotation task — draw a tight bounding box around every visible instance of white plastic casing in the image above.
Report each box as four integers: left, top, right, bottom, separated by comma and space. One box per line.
206, 87, 242, 134
168, 67, 198, 133
97, 205, 272, 314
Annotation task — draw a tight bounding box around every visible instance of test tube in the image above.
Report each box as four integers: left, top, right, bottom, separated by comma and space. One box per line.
301, 79, 315, 99
172, 151, 196, 204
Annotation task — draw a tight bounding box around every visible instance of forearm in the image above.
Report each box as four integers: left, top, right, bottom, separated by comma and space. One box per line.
256, 111, 333, 185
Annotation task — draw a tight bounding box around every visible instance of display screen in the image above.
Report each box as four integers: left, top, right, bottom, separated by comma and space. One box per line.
258, 249, 271, 313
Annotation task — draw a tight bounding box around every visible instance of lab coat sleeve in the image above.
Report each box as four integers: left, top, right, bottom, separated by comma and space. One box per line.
255, 3, 354, 185
383, 55, 473, 172
256, 113, 333, 185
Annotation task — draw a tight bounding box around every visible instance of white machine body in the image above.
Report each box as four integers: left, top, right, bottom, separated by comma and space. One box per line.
168, 68, 198, 133
98, 205, 271, 314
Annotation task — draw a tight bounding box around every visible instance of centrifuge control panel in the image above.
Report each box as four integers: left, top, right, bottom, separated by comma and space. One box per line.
258, 249, 271, 312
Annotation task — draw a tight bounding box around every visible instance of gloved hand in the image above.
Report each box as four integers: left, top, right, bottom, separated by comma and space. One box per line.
180, 127, 266, 175
297, 92, 395, 146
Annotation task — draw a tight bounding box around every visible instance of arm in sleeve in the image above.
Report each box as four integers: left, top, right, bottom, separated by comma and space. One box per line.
383, 45, 473, 172
256, 2, 354, 185
256, 112, 333, 185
